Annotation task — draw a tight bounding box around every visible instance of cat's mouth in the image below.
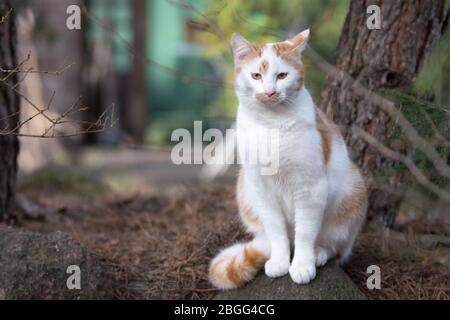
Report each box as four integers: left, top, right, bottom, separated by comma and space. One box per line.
255, 92, 282, 104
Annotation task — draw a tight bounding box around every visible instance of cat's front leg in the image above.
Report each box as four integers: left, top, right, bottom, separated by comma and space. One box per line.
289, 180, 327, 284
264, 225, 290, 278
254, 197, 290, 278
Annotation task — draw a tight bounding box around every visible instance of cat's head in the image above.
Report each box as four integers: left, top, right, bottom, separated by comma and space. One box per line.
231, 29, 309, 108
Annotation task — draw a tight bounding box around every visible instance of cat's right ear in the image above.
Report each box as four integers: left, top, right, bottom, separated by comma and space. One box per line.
231, 33, 253, 66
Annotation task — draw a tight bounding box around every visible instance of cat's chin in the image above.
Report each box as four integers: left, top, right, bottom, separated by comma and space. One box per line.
258, 98, 289, 108
253, 95, 281, 105
239, 95, 288, 109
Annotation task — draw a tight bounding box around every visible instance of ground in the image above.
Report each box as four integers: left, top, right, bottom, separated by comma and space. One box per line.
2, 148, 449, 299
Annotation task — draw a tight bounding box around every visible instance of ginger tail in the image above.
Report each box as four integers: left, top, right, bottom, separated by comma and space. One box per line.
209, 239, 268, 290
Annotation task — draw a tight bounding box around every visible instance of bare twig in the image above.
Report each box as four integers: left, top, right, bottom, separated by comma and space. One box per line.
352, 125, 450, 203
0, 55, 117, 138
0, 7, 12, 24
418, 106, 450, 147
0, 61, 75, 76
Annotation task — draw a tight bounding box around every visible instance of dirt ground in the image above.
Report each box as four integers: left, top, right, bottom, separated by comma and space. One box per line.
5, 173, 448, 300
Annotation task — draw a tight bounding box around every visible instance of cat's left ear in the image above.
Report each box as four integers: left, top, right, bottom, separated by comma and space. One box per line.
288, 29, 310, 55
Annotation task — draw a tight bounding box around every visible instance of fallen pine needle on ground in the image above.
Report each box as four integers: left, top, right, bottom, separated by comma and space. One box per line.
6, 182, 449, 300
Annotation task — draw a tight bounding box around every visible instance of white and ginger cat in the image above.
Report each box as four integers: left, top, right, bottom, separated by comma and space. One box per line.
209, 29, 368, 289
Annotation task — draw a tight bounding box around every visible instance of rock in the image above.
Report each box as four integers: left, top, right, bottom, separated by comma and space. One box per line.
214, 265, 365, 300
0, 228, 122, 299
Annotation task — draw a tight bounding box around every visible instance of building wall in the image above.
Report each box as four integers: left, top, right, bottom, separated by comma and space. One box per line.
88, 0, 213, 142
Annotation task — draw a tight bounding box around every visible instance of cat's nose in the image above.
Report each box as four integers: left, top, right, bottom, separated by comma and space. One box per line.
265, 91, 277, 97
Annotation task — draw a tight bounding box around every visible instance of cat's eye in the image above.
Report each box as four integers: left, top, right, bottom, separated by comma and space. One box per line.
277, 72, 288, 80
251, 73, 262, 80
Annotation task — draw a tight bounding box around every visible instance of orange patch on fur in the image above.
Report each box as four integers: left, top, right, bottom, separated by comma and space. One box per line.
225, 257, 243, 287
276, 56, 305, 90
273, 42, 294, 56
335, 168, 368, 224
273, 33, 305, 56
255, 92, 280, 102
315, 109, 333, 166
243, 246, 267, 270
248, 44, 264, 59
209, 257, 231, 287
255, 93, 266, 101
290, 33, 306, 48
235, 44, 264, 75
273, 37, 305, 89
259, 59, 269, 74
224, 246, 267, 288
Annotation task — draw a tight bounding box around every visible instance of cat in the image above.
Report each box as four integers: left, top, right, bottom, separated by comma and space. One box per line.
208, 29, 368, 289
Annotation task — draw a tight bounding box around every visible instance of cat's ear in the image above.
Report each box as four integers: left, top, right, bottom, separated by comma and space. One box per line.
231, 33, 253, 66
289, 29, 310, 55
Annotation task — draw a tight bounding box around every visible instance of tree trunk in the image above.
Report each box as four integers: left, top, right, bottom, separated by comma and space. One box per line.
126, 0, 148, 143
0, 0, 19, 220
320, 0, 448, 225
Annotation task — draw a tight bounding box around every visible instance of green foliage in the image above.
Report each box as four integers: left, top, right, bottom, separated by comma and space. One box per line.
19, 166, 109, 197
145, 112, 197, 145
393, 13, 450, 200
383, 90, 450, 194
414, 23, 450, 105
196, 0, 349, 120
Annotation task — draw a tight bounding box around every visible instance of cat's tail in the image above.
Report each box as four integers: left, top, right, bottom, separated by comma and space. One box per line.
209, 238, 269, 290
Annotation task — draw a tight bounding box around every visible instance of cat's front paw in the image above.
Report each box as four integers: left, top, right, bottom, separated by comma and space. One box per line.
289, 262, 316, 284
315, 247, 329, 267
265, 257, 290, 278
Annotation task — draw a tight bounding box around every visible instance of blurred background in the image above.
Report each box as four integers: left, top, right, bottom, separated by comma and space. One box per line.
0, 0, 448, 300
13, 0, 450, 182
8, 0, 450, 218
13, 0, 353, 182
15, 0, 350, 142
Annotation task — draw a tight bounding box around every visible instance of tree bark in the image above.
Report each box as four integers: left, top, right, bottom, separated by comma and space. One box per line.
320, 0, 448, 225
126, 0, 148, 143
0, 0, 19, 220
